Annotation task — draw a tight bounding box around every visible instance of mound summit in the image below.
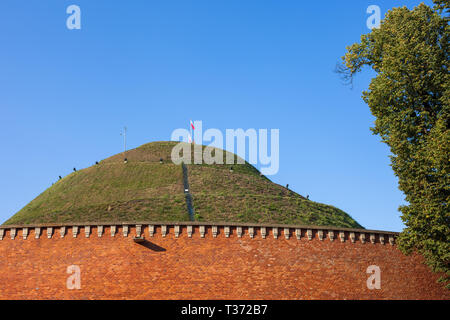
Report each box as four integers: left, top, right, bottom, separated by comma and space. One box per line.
4, 141, 362, 228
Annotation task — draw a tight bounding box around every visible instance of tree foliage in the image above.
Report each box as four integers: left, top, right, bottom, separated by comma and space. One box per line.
340, 2, 449, 286
433, 0, 450, 15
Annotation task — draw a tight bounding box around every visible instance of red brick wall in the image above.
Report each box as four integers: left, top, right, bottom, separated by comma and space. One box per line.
0, 226, 448, 300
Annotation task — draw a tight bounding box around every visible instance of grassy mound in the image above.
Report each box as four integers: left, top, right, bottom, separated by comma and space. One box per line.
3, 141, 363, 228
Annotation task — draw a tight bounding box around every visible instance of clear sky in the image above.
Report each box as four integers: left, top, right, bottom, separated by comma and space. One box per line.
0, 0, 434, 230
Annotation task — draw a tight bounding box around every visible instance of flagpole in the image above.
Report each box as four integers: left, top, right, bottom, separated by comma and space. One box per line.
190, 120, 194, 144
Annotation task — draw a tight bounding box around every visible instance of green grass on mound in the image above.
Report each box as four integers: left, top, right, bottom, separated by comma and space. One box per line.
3, 141, 363, 229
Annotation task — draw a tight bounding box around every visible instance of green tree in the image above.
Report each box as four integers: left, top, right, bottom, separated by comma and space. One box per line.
433, 0, 449, 15
339, 2, 449, 287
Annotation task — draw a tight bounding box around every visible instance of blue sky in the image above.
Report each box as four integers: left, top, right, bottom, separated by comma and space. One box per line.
0, 0, 434, 230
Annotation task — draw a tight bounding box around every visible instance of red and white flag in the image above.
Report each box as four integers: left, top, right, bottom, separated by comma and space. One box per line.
188, 134, 192, 143
190, 120, 195, 130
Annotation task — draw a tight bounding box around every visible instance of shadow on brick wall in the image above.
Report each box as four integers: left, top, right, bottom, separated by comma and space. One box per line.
136, 240, 166, 252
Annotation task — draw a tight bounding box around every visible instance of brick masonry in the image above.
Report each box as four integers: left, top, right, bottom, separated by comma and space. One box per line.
0, 223, 448, 300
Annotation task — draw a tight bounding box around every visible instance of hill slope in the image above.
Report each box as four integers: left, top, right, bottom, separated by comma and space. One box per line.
3, 141, 363, 228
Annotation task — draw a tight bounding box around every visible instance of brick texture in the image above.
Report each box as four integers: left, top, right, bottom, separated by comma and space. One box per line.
0, 226, 448, 300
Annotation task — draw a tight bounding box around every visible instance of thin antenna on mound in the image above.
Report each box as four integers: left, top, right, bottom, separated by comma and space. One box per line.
120, 126, 127, 157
